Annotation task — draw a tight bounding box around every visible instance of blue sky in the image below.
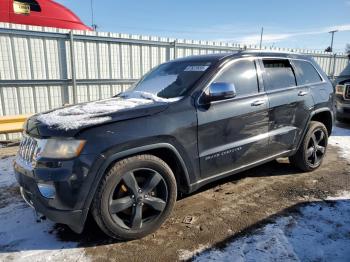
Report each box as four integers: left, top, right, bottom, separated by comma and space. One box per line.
57, 0, 350, 53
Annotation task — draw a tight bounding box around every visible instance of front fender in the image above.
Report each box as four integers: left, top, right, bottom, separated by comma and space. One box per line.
82, 142, 191, 213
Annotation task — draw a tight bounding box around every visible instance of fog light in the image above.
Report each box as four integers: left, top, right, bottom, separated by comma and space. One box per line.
37, 183, 56, 199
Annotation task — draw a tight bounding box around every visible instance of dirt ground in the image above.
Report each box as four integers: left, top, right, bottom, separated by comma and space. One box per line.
1, 137, 350, 261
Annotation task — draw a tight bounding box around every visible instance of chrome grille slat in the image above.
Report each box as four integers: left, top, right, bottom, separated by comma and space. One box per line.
18, 134, 38, 165
29, 139, 37, 161
24, 138, 29, 160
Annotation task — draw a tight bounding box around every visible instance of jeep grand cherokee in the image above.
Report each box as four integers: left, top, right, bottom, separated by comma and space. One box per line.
14, 51, 334, 240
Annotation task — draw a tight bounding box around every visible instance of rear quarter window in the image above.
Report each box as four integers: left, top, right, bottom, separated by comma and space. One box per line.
292, 60, 323, 85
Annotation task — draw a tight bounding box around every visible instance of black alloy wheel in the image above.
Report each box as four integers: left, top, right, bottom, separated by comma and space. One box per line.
108, 168, 168, 230
92, 154, 177, 240
306, 128, 327, 168
289, 121, 328, 172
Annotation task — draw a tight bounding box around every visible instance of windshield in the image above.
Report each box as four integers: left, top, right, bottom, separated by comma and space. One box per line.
129, 61, 212, 99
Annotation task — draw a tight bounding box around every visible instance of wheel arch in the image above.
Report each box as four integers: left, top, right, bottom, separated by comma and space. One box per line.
309, 108, 333, 136
293, 108, 333, 154
84, 143, 191, 212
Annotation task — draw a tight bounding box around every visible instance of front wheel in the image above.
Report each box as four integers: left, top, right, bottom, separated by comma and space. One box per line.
91, 154, 177, 240
289, 121, 328, 172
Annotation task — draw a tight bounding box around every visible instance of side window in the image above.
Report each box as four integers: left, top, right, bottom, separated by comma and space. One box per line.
293, 60, 323, 85
214, 60, 259, 97
262, 59, 296, 91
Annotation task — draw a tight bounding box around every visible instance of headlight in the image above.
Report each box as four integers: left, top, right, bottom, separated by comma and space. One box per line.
38, 139, 86, 159
335, 85, 345, 95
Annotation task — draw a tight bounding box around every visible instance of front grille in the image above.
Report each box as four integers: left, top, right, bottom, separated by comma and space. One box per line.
18, 134, 39, 165
345, 85, 350, 99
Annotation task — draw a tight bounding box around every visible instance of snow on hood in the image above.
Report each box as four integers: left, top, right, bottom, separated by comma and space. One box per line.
37, 91, 181, 130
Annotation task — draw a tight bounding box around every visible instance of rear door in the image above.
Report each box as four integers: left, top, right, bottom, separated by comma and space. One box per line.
197, 58, 269, 179
261, 58, 313, 156
291, 58, 323, 135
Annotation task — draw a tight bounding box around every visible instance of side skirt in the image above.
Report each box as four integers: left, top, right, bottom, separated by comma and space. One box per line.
188, 150, 293, 193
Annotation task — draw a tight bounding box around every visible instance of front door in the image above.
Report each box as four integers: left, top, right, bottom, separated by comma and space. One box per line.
197, 58, 269, 179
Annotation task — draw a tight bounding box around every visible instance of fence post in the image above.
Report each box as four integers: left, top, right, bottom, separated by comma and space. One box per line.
58, 38, 69, 105
331, 53, 337, 79
173, 40, 177, 59
327, 53, 333, 78
69, 31, 77, 104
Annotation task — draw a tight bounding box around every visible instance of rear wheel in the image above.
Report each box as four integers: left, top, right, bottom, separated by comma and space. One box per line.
289, 121, 328, 172
92, 154, 177, 240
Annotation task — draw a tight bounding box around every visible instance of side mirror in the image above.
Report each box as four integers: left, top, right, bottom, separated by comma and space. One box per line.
208, 82, 236, 102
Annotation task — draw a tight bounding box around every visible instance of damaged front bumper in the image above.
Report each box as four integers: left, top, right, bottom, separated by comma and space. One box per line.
13, 154, 98, 233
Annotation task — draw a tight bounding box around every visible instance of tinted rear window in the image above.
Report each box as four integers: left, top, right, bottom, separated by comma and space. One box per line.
293, 60, 322, 85
263, 59, 296, 91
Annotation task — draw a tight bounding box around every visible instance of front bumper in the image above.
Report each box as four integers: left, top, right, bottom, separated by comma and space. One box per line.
19, 185, 85, 233
14, 154, 100, 233
335, 100, 350, 119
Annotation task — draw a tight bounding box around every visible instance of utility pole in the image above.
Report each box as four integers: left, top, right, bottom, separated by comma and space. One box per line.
259, 27, 264, 49
327, 30, 338, 79
329, 30, 338, 53
90, 0, 97, 31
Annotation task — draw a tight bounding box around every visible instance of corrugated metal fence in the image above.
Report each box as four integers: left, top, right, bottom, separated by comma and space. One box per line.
0, 22, 349, 139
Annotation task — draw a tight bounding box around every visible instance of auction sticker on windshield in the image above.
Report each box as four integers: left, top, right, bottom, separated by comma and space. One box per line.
184, 65, 210, 72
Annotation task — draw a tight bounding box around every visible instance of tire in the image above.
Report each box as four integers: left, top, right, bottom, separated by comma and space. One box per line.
336, 115, 345, 122
289, 121, 328, 172
336, 115, 350, 123
91, 154, 177, 240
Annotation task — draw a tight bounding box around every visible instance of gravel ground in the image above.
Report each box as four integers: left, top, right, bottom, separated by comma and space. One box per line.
0, 122, 349, 261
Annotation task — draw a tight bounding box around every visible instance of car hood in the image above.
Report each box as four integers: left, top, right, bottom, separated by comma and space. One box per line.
25, 92, 176, 138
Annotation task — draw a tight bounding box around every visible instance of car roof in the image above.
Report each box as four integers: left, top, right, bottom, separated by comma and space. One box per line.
171, 50, 312, 63
172, 52, 237, 63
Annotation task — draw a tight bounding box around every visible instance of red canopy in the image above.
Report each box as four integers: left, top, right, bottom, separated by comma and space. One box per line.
0, 0, 92, 30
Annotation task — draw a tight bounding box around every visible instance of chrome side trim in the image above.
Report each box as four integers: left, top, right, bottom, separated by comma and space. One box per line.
199, 126, 297, 158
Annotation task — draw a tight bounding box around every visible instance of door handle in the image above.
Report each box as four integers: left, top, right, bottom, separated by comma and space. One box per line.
298, 91, 308, 96
251, 100, 265, 106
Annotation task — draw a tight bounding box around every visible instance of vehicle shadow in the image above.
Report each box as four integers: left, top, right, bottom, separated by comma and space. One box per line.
184, 157, 298, 198
183, 198, 350, 261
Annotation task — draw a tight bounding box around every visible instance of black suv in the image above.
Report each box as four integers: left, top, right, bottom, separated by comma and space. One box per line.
335, 62, 350, 121
14, 51, 334, 240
